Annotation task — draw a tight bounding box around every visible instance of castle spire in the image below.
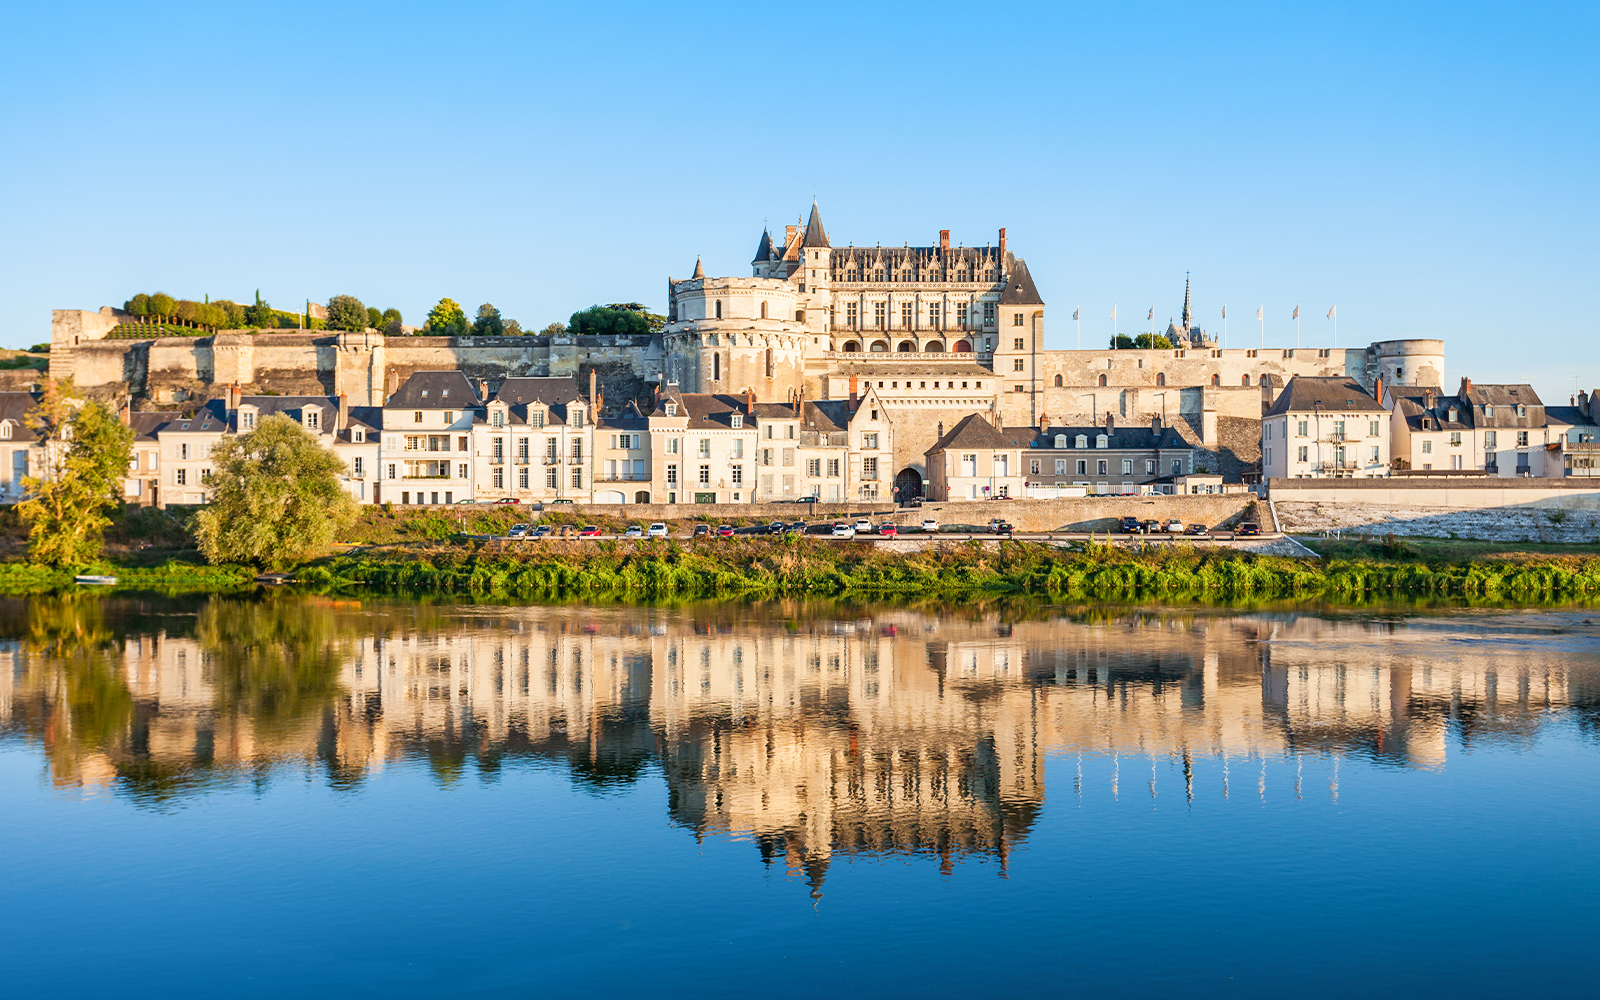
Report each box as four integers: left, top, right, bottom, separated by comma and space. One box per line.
692, 256, 705, 280
801, 199, 829, 248
752, 228, 774, 263
1181, 273, 1192, 330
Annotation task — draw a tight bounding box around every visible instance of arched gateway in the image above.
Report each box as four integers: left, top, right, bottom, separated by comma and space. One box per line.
894, 468, 924, 501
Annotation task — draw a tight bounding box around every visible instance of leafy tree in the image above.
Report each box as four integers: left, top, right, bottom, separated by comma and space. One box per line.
325, 294, 369, 332
1133, 333, 1175, 349
425, 298, 469, 336
29, 343, 50, 354
472, 303, 504, 336
17, 381, 134, 567
569, 303, 654, 338
383, 316, 405, 336
381, 307, 402, 328
1109, 334, 1135, 349
125, 294, 150, 317
175, 299, 200, 326
193, 414, 358, 569
540, 322, 567, 337
503, 318, 523, 337
148, 292, 176, 320
244, 291, 276, 328
366, 306, 383, 329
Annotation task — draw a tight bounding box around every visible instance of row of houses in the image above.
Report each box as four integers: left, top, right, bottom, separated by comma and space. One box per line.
1260, 376, 1600, 480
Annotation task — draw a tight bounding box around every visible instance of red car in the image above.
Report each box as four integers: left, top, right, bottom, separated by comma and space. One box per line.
716, 524, 735, 537
493, 497, 522, 505
579, 525, 602, 537
878, 523, 898, 536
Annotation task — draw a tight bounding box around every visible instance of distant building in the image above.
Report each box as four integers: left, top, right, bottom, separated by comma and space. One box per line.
1261, 376, 1390, 479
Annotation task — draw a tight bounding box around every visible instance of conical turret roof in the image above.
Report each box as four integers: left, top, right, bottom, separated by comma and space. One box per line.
752, 228, 775, 263
691, 257, 705, 279
801, 200, 830, 248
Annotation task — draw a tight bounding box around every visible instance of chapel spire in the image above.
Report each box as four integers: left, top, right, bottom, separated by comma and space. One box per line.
1181, 273, 1192, 330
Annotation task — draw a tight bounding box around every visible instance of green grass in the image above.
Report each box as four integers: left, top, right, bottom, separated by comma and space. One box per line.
1298, 535, 1600, 562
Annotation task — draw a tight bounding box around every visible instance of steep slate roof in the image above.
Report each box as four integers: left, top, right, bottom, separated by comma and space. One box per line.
752, 228, 775, 262
691, 257, 706, 279
386, 371, 480, 408
674, 393, 759, 430
237, 395, 380, 433
0, 392, 42, 440
1028, 424, 1194, 450
1461, 383, 1543, 408
1544, 406, 1597, 430
494, 376, 583, 406
750, 401, 801, 421
128, 410, 175, 442
998, 256, 1044, 306
926, 413, 1011, 454
1265, 376, 1385, 416
803, 400, 850, 435
801, 201, 830, 248
159, 399, 229, 433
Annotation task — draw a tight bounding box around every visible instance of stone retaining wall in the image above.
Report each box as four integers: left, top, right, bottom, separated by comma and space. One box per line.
1275, 501, 1600, 544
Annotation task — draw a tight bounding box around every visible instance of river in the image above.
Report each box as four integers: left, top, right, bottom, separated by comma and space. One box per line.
2, 594, 1597, 997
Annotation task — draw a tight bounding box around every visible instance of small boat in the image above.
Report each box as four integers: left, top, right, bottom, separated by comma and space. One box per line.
74, 575, 118, 586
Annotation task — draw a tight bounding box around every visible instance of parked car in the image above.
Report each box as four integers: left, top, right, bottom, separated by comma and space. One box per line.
1165, 519, 1184, 533
1185, 523, 1209, 536
531, 525, 550, 538
623, 525, 644, 539
921, 518, 939, 533
991, 521, 1014, 536
557, 525, 574, 538
768, 521, 786, 535
456, 498, 479, 504
1237, 521, 1262, 536
549, 498, 574, 504
579, 525, 602, 537
1140, 519, 1161, 534
692, 524, 711, 537
832, 523, 856, 538
648, 523, 668, 537
1119, 516, 1142, 534
784, 523, 803, 535
493, 497, 522, 505
878, 523, 898, 536
716, 524, 735, 537
508, 524, 529, 538
854, 518, 872, 533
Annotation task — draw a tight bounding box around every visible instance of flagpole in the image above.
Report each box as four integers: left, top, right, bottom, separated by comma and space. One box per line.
1222, 305, 1228, 349
1075, 307, 1080, 350
1259, 304, 1264, 348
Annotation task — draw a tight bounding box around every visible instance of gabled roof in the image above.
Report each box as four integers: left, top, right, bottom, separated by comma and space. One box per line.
493, 376, 583, 407
127, 410, 176, 441
0, 392, 42, 441
1029, 424, 1194, 450
998, 256, 1043, 306
1265, 376, 1385, 416
926, 413, 1010, 454
803, 400, 850, 435
1544, 406, 1597, 430
1461, 383, 1543, 408
801, 201, 829, 248
159, 399, 229, 433
668, 393, 759, 430
386, 371, 480, 408
237, 395, 380, 433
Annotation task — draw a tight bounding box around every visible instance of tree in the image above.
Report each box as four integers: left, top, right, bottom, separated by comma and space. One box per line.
1109, 334, 1135, 349
1133, 333, 1174, 349
366, 306, 383, 329
148, 292, 175, 321
540, 322, 567, 337
503, 318, 523, 337
472, 303, 504, 336
125, 294, 150, 317
381, 307, 402, 328
568, 304, 652, 338
383, 316, 405, 336
16, 381, 134, 567
193, 414, 358, 569
325, 294, 369, 332
244, 291, 276, 328
425, 298, 469, 336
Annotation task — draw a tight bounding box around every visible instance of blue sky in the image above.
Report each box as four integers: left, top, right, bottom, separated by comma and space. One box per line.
3, 1, 1596, 401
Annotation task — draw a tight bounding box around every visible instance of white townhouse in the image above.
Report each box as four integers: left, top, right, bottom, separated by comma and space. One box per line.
1261, 376, 1390, 479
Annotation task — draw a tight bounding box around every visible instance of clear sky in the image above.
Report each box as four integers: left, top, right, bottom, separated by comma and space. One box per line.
4, 1, 1596, 402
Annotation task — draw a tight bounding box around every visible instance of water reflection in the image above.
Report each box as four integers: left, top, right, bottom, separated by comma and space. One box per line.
3, 596, 1598, 889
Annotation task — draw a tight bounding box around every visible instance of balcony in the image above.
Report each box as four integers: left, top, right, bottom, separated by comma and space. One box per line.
543, 455, 560, 465
597, 472, 650, 482
568, 455, 584, 465
515, 456, 530, 465
1315, 461, 1361, 472
1566, 440, 1600, 452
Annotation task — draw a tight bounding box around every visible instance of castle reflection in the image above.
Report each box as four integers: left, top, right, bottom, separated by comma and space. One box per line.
3, 596, 1597, 890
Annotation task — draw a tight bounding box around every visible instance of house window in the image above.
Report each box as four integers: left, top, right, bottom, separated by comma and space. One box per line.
1012, 314, 1023, 326
1298, 446, 1309, 463
571, 469, 582, 488
846, 303, 857, 328
1172, 460, 1183, 476
353, 458, 364, 477
494, 469, 503, 489
1013, 359, 1025, 371
1422, 440, 1433, 454
175, 469, 187, 486
1485, 430, 1498, 449
1369, 446, 1380, 464
1450, 432, 1462, 446
666, 465, 678, 485
698, 465, 711, 485
493, 410, 504, 427
459, 463, 468, 478
731, 465, 743, 485
731, 413, 742, 429
863, 433, 878, 449
241, 412, 255, 430
827, 459, 840, 477
519, 469, 529, 488
807, 459, 822, 477
1098, 374, 1107, 387
664, 403, 677, 417
1076, 460, 1087, 475
1145, 460, 1156, 474
413, 411, 422, 422
1122, 460, 1133, 475
179, 442, 189, 460
1013, 338, 1025, 350
698, 439, 711, 457
1297, 420, 1308, 437
1517, 431, 1529, 446
1097, 460, 1108, 475
874, 302, 885, 328
1369, 420, 1381, 437
1030, 459, 1040, 475
900, 302, 913, 328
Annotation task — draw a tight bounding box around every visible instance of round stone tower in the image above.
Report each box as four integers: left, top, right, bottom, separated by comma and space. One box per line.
664, 265, 807, 399
1367, 339, 1446, 391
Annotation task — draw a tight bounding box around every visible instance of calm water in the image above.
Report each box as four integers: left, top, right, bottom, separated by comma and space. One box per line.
2, 595, 1598, 998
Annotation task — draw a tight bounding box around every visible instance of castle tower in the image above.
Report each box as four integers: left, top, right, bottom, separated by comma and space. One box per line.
751, 228, 776, 279
796, 200, 833, 341
664, 259, 807, 400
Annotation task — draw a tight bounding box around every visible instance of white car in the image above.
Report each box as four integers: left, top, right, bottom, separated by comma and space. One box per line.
921, 519, 938, 533
1165, 519, 1184, 533
507, 524, 529, 538
648, 523, 668, 537
832, 523, 856, 538
623, 525, 644, 539
854, 518, 872, 532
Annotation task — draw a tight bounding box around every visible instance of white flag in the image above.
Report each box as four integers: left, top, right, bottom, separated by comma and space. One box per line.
1221, 304, 1227, 319
1327, 304, 1336, 319
1292, 305, 1300, 320
1256, 305, 1263, 320
1147, 307, 1154, 321
1072, 307, 1079, 320
1111, 305, 1117, 321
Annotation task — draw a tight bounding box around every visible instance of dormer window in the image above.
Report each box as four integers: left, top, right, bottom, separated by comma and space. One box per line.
1516, 405, 1526, 417
241, 411, 255, 430
664, 403, 677, 417
305, 410, 320, 430
571, 409, 583, 428
441, 389, 449, 397
1096, 434, 1108, 449
1448, 408, 1458, 422
731, 413, 743, 429
1075, 435, 1088, 449
1054, 434, 1067, 448
493, 409, 504, 428
353, 429, 364, 443
1484, 405, 1493, 418
421, 390, 429, 398
0, 422, 10, 440
531, 409, 545, 429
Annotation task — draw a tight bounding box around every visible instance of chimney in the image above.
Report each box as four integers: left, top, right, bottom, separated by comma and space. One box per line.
589, 369, 598, 408
119, 402, 131, 426
479, 379, 489, 401
785, 224, 797, 247
848, 375, 858, 412
1151, 413, 1162, 432
939, 229, 950, 251
337, 391, 349, 431
1105, 412, 1115, 432
1577, 389, 1589, 415
1039, 413, 1048, 432
1374, 376, 1384, 407
227, 383, 241, 411
745, 387, 754, 414
386, 367, 399, 397
998, 227, 1007, 260
1425, 387, 1435, 410
1460, 375, 1472, 397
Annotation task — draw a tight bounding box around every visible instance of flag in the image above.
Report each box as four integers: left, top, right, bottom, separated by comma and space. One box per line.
1327, 304, 1337, 319
1292, 305, 1300, 320
1221, 304, 1227, 319
1147, 307, 1154, 321
1256, 305, 1262, 320
1072, 307, 1079, 320
1111, 306, 1117, 321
